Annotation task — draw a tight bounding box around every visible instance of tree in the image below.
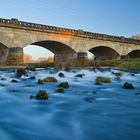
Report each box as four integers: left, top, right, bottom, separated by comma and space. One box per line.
132, 35, 140, 40
23, 54, 34, 63
47, 57, 54, 63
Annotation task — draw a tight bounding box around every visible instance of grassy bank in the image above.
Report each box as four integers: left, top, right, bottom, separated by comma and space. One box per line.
95, 58, 140, 69
1, 58, 140, 69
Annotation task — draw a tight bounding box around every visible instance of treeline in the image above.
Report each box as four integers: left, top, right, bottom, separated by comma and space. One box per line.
23, 54, 54, 63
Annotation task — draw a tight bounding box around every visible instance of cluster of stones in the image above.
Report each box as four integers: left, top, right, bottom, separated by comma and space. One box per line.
11, 68, 136, 101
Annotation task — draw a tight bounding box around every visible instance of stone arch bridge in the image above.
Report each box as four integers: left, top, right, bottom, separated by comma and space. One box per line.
0, 18, 140, 66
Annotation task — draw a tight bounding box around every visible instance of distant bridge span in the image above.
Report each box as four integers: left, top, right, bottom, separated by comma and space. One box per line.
0, 18, 140, 65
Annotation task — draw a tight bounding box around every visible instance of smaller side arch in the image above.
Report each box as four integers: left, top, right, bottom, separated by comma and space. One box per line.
127, 50, 140, 58
89, 46, 120, 60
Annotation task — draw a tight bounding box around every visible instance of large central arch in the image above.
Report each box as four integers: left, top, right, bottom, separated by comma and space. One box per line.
25, 40, 77, 66
89, 46, 120, 60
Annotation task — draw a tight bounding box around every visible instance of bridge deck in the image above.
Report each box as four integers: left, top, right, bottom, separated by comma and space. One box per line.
0, 18, 140, 45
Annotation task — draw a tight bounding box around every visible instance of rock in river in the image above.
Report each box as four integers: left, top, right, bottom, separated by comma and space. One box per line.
123, 82, 134, 89
38, 79, 44, 84
11, 79, 19, 83
58, 72, 65, 78
75, 74, 85, 78
16, 68, 27, 77
43, 77, 57, 82
58, 82, 69, 89
35, 90, 48, 100
55, 87, 65, 93
96, 76, 111, 83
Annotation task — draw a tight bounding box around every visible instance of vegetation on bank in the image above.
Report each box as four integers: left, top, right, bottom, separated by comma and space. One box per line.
1, 58, 140, 69
95, 58, 140, 69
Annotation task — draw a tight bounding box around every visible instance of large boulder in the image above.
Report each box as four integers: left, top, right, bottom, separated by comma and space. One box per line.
58, 82, 69, 89
96, 76, 111, 83
35, 90, 48, 100
43, 77, 57, 82
123, 82, 134, 89
16, 68, 27, 77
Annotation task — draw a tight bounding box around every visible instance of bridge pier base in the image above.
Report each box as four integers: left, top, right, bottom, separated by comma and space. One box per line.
120, 55, 129, 60
54, 53, 77, 67
77, 52, 88, 66
6, 47, 23, 65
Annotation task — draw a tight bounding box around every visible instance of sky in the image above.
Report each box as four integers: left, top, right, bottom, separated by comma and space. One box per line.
0, 0, 139, 59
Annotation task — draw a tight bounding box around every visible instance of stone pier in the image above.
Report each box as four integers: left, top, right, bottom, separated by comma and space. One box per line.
6, 47, 23, 65
54, 53, 77, 67
77, 52, 88, 65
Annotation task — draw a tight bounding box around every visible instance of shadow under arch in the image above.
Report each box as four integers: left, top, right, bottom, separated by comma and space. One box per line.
24, 40, 77, 66
127, 50, 140, 58
31, 40, 76, 54
89, 46, 120, 60
0, 42, 9, 64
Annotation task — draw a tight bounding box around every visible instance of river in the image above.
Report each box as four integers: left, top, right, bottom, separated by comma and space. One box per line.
0, 68, 140, 140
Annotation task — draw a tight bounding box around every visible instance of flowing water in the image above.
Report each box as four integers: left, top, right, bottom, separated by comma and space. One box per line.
0, 68, 140, 140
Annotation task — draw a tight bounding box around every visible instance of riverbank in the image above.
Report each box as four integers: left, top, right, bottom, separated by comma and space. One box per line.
95, 58, 140, 69
0, 58, 140, 70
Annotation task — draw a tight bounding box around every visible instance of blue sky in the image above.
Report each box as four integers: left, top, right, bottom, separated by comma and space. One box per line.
0, 0, 139, 58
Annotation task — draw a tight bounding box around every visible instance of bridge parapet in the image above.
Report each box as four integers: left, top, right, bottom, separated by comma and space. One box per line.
0, 18, 140, 45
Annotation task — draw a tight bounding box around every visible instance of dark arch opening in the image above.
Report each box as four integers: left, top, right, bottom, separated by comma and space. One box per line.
0, 42, 9, 64
32, 41, 76, 54
24, 40, 77, 66
89, 46, 120, 60
128, 50, 140, 58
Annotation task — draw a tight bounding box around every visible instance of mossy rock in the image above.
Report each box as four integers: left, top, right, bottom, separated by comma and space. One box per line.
96, 76, 111, 83
58, 82, 69, 89
36, 90, 48, 100
43, 77, 57, 82
123, 82, 134, 89
38, 79, 44, 84
11, 79, 18, 83
58, 72, 65, 78
55, 87, 64, 93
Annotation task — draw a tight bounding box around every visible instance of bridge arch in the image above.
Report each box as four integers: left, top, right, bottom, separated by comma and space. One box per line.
89, 46, 120, 60
23, 40, 77, 66
127, 50, 140, 58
